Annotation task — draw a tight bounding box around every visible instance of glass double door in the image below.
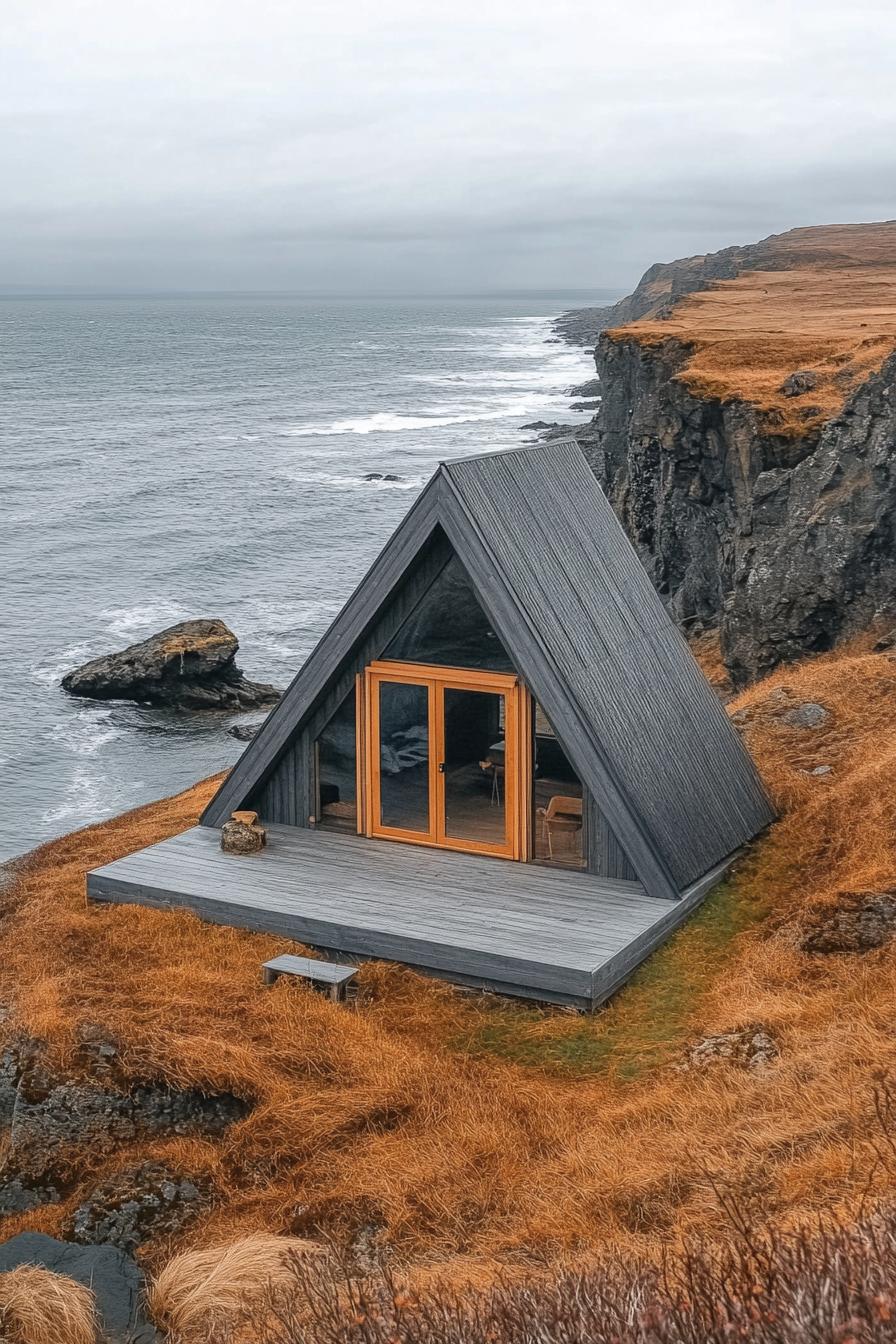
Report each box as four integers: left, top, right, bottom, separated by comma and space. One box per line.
364, 662, 521, 859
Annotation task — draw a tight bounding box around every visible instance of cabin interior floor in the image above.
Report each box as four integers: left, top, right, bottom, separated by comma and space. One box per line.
319, 771, 584, 868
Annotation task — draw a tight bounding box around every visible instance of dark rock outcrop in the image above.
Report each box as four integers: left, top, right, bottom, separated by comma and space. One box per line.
583, 335, 896, 686
8, 1077, 248, 1178
68, 1162, 209, 1253
0, 1177, 61, 1215
228, 722, 261, 741
0, 1233, 158, 1342
801, 891, 896, 954
0, 1033, 248, 1214
569, 378, 602, 398
61, 618, 281, 710
782, 370, 819, 397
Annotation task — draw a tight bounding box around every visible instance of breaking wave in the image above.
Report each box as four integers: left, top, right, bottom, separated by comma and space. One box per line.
281, 400, 560, 437
100, 601, 192, 641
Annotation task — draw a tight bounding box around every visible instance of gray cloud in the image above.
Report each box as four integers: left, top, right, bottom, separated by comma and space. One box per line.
3, 0, 895, 291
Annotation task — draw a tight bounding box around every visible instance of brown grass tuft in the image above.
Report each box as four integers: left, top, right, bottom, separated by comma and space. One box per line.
0, 1265, 98, 1344
199, 1198, 896, 1343
148, 1233, 324, 1337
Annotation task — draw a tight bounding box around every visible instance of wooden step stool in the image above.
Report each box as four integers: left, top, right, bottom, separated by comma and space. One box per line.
262, 954, 358, 1003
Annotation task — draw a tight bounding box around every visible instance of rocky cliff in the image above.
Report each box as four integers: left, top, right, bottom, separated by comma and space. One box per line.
571, 222, 896, 684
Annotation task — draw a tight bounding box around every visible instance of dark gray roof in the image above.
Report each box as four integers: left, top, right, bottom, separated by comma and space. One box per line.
202, 441, 773, 894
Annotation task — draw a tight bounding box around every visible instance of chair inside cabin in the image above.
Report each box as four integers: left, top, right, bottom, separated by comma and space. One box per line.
536, 794, 583, 860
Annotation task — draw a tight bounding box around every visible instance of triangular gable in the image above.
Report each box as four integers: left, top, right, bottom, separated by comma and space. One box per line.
202, 442, 773, 896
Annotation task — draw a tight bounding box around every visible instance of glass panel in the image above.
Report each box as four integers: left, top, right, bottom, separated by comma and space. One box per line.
532, 702, 584, 869
443, 687, 506, 847
378, 681, 430, 833
383, 554, 514, 671
316, 687, 357, 833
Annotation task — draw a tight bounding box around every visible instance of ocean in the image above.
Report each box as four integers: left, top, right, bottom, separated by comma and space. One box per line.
1, 293, 602, 862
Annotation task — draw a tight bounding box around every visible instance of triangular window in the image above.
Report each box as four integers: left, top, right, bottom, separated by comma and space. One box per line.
382, 553, 515, 672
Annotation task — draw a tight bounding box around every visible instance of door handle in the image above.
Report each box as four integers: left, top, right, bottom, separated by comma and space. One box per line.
438, 762, 446, 773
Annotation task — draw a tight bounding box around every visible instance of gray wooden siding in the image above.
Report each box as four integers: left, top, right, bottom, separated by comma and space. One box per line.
442, 445, 775, 889
435, 468, 679, 900
585, 791, 638, 881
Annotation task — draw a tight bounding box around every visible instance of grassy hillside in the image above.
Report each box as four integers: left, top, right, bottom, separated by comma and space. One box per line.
616, 221, 896, 437
2, 632, 896, 1285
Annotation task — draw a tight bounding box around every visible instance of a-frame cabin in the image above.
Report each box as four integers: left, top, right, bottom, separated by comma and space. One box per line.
88, 441, 774, 1008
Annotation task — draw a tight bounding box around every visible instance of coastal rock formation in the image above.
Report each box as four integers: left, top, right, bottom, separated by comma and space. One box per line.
61, 618, 281, 710
8, 1076, 248, 1178
228, 722, 261, 741
564, 222, 896, 685
569, 378, 601, 399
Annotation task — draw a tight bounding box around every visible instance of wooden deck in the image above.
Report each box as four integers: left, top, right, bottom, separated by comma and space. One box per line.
87, 825, 721, 1009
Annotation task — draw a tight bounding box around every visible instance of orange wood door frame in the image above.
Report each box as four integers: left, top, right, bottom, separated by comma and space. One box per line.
362, 661, 527, 860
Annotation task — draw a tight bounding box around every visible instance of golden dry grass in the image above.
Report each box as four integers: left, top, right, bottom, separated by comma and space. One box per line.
3, 639, 896, 1283
613, 220, 896, 436
0, 1265, 98, 1344
148, 1233, 323, 1338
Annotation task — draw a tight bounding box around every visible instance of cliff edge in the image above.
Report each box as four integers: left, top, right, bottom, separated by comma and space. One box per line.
574, 222, 896, 684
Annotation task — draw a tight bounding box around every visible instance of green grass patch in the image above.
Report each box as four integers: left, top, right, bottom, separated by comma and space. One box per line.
452, 874, 773, 1081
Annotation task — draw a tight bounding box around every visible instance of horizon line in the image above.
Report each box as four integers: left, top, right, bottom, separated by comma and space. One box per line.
0, 285, 624, 302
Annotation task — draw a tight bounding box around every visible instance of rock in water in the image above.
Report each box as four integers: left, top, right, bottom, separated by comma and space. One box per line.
228, 722, 260, 741
568, 377, 602, 398
61, 619, 281, 710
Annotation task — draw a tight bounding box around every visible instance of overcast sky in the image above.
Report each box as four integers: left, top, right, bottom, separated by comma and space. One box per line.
3, 0, 895, 293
